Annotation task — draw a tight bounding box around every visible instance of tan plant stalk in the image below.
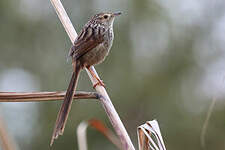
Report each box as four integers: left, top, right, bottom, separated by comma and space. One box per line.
0, 91, 98, 102
0, 115, 17, 150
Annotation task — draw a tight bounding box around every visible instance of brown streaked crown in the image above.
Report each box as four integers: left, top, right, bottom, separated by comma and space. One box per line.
87, 12, 122, 26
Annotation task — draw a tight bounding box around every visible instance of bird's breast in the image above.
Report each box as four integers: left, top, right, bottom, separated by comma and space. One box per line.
80, 28, 114, 67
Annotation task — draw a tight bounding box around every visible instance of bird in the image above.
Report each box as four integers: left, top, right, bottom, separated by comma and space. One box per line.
50, 11, 122, 146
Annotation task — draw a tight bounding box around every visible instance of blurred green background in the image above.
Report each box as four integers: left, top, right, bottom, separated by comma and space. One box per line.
1, 0, 225, 149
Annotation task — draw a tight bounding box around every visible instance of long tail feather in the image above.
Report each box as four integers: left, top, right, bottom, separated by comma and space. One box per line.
50, 63, 81, 146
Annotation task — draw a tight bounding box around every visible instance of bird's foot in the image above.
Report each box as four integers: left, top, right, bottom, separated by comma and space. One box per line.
93, 80, 105, 88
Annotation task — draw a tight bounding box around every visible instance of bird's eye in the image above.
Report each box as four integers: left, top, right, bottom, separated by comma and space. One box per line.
103, 15, 108, 19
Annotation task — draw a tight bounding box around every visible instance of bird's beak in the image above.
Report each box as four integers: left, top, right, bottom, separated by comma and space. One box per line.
113, 11, 122, 17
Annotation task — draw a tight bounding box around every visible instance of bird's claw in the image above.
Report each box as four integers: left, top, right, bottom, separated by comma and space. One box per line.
93, 80, 105, 88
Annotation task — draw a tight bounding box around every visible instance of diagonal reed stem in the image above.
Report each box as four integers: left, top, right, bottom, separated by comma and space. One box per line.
49, 0, 135, 149
0, 115, 17, 150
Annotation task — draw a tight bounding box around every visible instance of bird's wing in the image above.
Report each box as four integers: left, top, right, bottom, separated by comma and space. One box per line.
69, 25, 105, 60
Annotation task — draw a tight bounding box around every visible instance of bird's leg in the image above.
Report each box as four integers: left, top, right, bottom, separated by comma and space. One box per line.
87, 66, 105, 88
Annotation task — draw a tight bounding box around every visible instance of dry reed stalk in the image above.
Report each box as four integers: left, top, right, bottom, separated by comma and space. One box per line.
77, 119, 123, 150
0, 91, 98, 102
0, 115, 17, 150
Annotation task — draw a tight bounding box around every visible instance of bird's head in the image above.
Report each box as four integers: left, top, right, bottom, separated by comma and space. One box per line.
91, 11, 122, 27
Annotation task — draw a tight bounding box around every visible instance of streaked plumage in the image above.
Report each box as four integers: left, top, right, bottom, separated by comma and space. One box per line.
50, 12, 121, 146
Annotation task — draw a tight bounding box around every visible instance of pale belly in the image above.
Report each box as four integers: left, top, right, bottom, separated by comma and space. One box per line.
80, 44, 109, 66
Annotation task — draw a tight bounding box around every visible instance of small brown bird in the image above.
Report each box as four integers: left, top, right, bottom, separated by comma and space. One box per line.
51, 12, 121, 145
